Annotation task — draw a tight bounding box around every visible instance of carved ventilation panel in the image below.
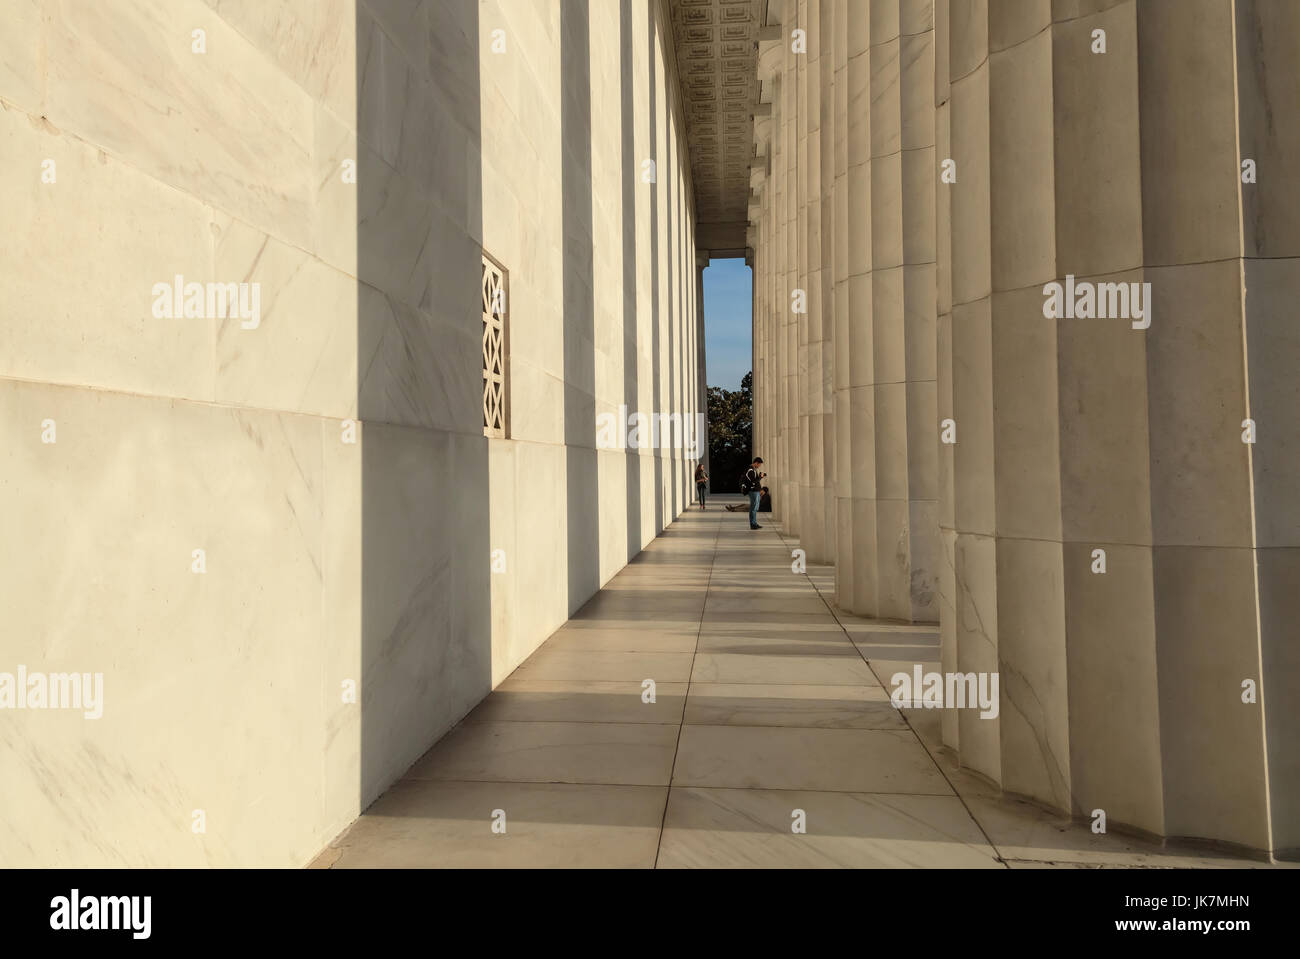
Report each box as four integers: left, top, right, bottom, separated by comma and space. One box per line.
481, 252, 509, 439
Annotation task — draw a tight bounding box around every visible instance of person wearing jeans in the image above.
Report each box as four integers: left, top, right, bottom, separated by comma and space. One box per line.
744, 457, 766, 529
694, 463, 708, 509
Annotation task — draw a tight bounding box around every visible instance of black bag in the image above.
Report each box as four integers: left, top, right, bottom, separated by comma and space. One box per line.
739, 470, 754, 494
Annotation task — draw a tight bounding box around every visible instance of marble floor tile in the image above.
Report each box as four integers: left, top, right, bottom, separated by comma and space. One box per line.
404, 720, 679, 786
466, 678, 688, 725
547, 616, 701, 634
695, 630, 859, 657
861, 658, 944, 695
541, 624, 701, 653
684, 683, 906, 729
852, 642, 945, 662
845, 626, 942, 643
320, 509, 1278, 869
698, 619, 849, 638
701, 608, 840, 627
514, 648, 695, 683
574, 590, 706, 615
691, 652, 881, 686
673, 725, 953, 794
324, 779, 667, 868
704, 593, 832, 615
657, 787, 1002, 868
570, 604, 702, 625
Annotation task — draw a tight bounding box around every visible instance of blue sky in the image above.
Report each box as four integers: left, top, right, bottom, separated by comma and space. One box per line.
702, 258, 753, 392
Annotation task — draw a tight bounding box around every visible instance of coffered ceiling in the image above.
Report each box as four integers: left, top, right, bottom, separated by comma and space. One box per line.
667, 0, 765, 254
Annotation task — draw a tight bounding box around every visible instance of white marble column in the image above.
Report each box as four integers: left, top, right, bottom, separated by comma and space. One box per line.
746, 0, 1300, 860
1236, 0, 1300, 856
869, 1, 908, 620
933, 0, 958, 753
791, 0, 809, 541
819, 0, 838, 566
781, 31, 799, 529
935, 0, 1298, 856
696, 251, 710, 478
946, 0, 1000, 784
845, 0, 877, 612
899, 0, 939, 623
832, 0, 854, 608
801, 0, 827, 560
831, 0, 938, 624
985, 0, 1069, 812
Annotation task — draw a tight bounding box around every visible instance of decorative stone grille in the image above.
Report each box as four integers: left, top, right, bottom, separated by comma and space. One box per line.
481, 252, 508, 438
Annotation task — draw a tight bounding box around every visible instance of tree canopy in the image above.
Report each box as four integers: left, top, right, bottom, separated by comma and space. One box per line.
706, 371, 753, 492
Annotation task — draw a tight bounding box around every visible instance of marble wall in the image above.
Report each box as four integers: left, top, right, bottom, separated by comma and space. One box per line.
0, 0, 702, 866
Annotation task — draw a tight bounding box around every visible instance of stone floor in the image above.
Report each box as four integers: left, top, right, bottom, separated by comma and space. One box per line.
312, 496, 1288, 869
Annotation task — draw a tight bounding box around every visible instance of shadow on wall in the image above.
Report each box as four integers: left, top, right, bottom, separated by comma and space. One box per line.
647, 0, 665, 536
355, 1, 492, 810
347, 0, 684, 825
563, 0, 600, 614
620, 0, 642, 563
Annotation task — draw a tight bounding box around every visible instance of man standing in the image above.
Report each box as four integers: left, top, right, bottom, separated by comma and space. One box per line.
743, 457, 766, 530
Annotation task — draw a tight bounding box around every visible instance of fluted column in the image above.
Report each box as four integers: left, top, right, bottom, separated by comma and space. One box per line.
845, 0, 877, 612
791, 0, 809, 540
1131, 0, 1269, 849
1237, 0, 1300, 855
863, 0, 938, 623
832, 0, 853, 607
801, 0, 826, 560
783, 28, 799, 528
899, 0, 939, 622
751, 129, 769, 489
760, 111, 776, 504
946, 0, 1000, 782
933, 0, 958, 751
934, 0, 1299, 856
752, 88, 778, 503
986, 0, 1069, 811
818, 0, 838, 565
869, 2, 906, 618
831, 0, 937, 623
743, 0, 1300, 860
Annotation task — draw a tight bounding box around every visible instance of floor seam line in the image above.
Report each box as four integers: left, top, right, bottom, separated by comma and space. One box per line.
459, 719, 913, 730
653, 507, 721, 869
395, 776, 958, 796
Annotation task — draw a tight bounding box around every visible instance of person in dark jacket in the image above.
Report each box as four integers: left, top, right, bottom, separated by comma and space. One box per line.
742, 458, 766, 529
694, 463, 709, 509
